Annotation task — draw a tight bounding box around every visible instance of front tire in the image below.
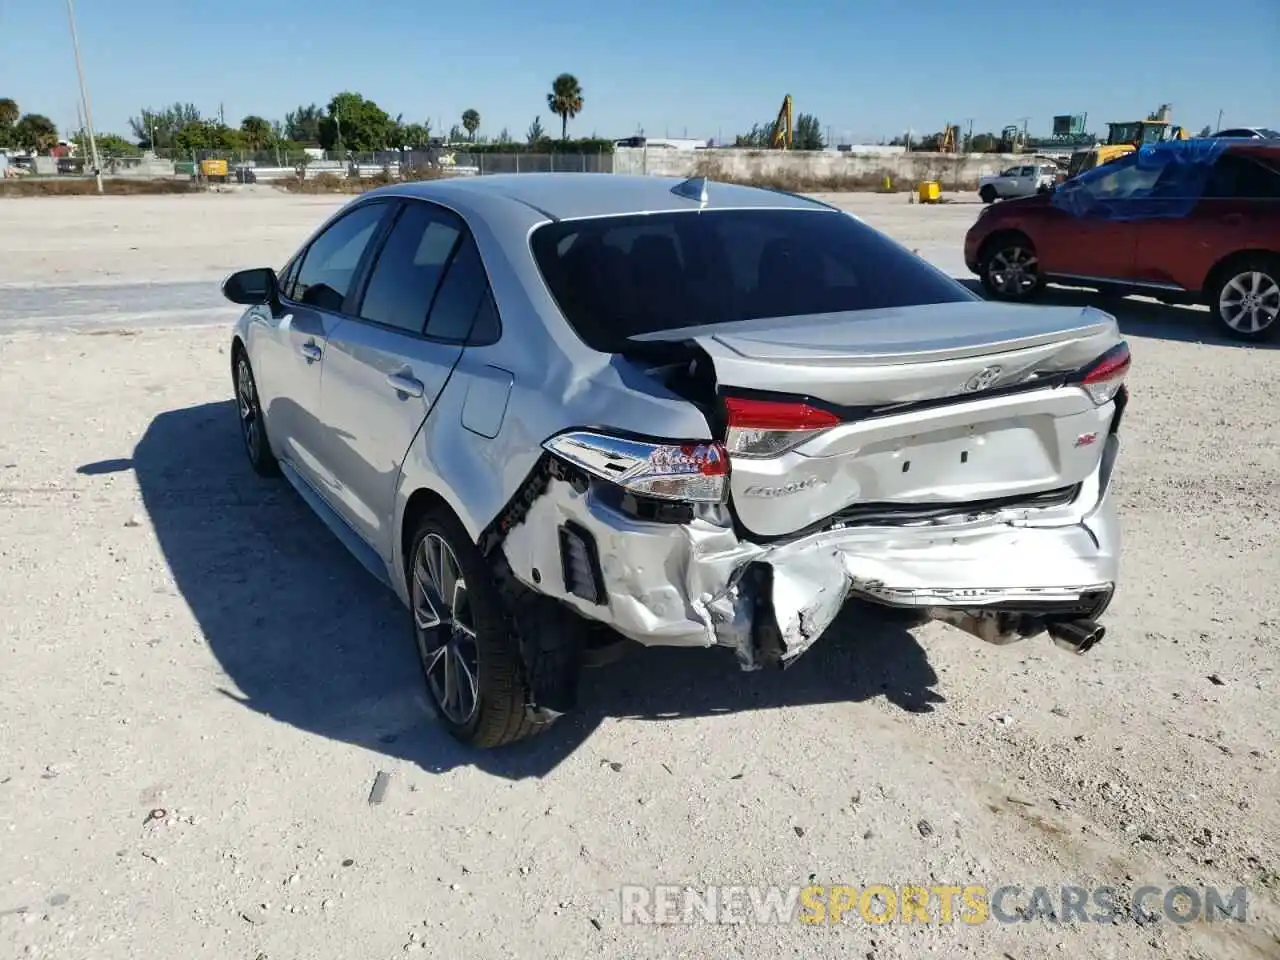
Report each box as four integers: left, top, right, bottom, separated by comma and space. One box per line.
979, 234, 1045, 301
234, 350, 279, 477
408, 508, 542, 748
1211, 256, 1280, 341
979, 185, 998, 204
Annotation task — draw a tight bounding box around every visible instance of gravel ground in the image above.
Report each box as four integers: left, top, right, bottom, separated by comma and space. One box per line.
1, 191, 1278, 960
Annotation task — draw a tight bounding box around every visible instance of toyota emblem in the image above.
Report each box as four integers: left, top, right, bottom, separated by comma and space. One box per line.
962, 366, 1003, 392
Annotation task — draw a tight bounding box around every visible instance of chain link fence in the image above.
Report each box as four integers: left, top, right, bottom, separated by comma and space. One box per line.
133, 146, 614, 181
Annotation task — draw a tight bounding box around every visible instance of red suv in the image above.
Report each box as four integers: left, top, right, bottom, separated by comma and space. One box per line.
964, 141, 1280, 341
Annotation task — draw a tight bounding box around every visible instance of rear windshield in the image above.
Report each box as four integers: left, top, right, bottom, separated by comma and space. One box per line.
529, 208, 974, 352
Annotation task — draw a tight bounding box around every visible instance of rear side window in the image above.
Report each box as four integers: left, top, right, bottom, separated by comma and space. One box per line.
291, 202, 388, 312
358, 201, 463, 334
1202, 154, 1280, 199
424, 234, 490, 342
529, 208, 972, 351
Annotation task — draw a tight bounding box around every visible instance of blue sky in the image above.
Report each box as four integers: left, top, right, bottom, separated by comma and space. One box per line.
1, 0, 1276, 143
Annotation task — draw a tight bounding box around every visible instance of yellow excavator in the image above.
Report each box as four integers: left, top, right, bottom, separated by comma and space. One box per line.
770, 95, 793, 149
1067, 108, 1189, 177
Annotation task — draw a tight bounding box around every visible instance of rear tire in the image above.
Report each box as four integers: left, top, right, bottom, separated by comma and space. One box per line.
1210, 255, 1280, 342
407, 508, 543, 748
233, 349, 279, 477
979, 185, 998, 204
979, 234, 1045, 302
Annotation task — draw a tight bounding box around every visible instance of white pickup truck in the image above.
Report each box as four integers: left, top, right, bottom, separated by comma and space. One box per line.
977, 162, 1061, 203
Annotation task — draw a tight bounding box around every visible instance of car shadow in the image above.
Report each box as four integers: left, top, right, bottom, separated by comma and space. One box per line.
958, 279, 1279, 349
84, 400, 945, 781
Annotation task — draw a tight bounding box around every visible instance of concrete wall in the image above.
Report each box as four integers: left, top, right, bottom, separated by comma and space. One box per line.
614, 147, 1028, 191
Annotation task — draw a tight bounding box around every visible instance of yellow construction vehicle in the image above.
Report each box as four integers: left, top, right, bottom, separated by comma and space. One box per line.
1067, 109, 1189, 177
770, 95, 793, 150
938, 124, 959, 153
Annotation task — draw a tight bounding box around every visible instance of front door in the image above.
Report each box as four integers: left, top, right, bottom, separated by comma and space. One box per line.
257, 200, 392, 486
317, 200, 493, 559
1035, 158, 1158, 282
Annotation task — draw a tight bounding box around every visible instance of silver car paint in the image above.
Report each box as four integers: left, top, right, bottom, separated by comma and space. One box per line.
232, 173, 1123, 667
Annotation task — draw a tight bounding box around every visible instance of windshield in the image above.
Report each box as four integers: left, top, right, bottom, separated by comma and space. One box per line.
529, 208, 974, 352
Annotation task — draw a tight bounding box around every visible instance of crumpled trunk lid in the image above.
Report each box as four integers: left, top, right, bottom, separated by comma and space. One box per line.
633, 302, 1124, 539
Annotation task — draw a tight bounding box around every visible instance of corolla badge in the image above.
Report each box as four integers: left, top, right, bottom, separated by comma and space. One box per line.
962, 366, 1003, 393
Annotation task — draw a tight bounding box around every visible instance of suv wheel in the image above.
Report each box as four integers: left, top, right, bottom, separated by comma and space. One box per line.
979, 185, 997, 204
1212, 257, 1280, 341
407, 508, 544, 748
980, 235, 1045, 301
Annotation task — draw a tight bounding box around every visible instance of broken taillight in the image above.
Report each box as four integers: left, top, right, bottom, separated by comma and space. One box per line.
722, 395, 842, 458
543, 431, 728, 502
1079, 342, 1131, 406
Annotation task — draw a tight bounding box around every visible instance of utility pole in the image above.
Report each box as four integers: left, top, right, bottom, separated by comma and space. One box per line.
1216, 108, 1223, 132
64, 0, 102, 194
963, 117, 974, 151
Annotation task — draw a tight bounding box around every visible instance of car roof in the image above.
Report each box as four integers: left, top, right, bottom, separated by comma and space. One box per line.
378, 173, 834, 222
1220, 141, 1280, 160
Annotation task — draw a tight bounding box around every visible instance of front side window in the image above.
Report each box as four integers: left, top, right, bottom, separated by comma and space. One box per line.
358, 201, 463, 334
530, 208, 973, 352
291, 202, 389, 313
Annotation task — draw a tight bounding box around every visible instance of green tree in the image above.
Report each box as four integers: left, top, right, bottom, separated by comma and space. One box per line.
318, 92, 393, 152
526, 115, 546, 144
1198, 124, 1212, 137
400, 122, 432, 149
0, 97, 18, 146
239, 115, 272, 150
129, 103, 201, 149
80, 132, 140, 157
794, 113, 824, 150
734, 121, 774, 147
284, 104, 323, 145
496, 127, 512, 145
14, 114, 58, 153
461, 108, 481, 141
546, 73, 584, 140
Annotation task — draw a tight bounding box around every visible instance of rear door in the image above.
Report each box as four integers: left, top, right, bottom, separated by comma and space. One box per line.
317, 199, 492, 557
1132, 150, 1280, 290
256, 199, 393, 485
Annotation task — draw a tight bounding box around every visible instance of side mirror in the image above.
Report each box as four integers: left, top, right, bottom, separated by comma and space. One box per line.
222, 267, 279, 306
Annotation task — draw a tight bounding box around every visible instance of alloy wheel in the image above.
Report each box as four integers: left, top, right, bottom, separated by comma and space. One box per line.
1219, 270, 1280, 335
236, 358, 260, 458
412, 533, 481, 726
988, 246, 1039, 297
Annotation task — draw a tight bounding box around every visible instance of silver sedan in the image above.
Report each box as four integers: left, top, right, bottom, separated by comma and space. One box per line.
224, 173, 1127, 747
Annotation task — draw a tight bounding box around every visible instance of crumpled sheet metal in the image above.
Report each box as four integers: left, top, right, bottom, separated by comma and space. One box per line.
499, 472, 1117, 672
500, 478, 863, 671
1052, 137, 1229, 221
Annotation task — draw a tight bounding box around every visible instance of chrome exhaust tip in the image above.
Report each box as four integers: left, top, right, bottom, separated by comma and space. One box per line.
1046, 619, 1105, 654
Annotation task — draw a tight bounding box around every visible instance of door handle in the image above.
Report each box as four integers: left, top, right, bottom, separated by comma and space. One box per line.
386, 373, 425, 398
298, 341, 322, 362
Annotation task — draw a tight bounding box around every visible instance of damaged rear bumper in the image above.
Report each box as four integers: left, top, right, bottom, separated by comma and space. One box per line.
498, 438, 1120, 671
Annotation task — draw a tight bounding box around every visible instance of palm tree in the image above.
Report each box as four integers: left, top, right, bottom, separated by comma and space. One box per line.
546, 74, 583, 140
0, 97, 19, 128
461, 109, 480, 141
239, 115, 271, 151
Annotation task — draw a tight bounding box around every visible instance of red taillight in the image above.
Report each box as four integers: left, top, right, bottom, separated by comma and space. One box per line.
724, 396, 841, 431
723, 395, 842, 458
1080, 343, 1131, 405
